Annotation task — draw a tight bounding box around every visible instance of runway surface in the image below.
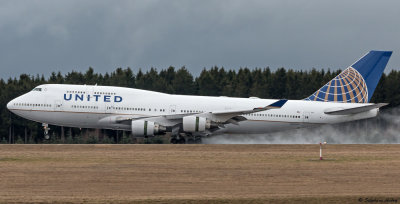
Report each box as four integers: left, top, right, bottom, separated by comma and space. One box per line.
1, 144, 400, 203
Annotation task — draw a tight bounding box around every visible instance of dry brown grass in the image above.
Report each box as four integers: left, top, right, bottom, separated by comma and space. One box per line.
1, 144, 400, 203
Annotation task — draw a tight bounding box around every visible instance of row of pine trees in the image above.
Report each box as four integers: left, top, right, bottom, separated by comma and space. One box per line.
1, 66, 400, 143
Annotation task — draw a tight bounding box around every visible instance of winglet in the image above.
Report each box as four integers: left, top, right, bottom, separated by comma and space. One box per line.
268, 99, 288, 109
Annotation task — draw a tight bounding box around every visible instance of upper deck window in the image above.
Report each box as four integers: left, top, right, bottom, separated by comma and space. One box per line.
32, 88, 42, 91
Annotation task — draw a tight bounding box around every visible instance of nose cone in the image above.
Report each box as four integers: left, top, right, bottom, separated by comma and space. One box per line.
7, 99, 14, 111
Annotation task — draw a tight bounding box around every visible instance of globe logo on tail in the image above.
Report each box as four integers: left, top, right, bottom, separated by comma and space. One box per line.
305, 67, 368, 103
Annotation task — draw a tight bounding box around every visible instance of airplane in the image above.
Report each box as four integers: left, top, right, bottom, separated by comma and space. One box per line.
7, 50, 392, 143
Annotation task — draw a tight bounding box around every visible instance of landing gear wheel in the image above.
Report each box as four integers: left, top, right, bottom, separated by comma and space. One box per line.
170, 138, 178, 144
187, 137, 195, 144
170, 135, 186, 144
178, 137, 186, 144
195, 137, 202, 144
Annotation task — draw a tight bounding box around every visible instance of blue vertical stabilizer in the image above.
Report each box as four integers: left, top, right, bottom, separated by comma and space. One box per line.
305, 51, 392, 103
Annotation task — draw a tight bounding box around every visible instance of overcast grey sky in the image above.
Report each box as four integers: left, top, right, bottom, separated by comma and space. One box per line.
1, 0, 399, 79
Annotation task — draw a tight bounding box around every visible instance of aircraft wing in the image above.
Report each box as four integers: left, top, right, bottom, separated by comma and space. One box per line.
100, 99, 288, 137
199, 99, 288, 123
324, 103, 388, 115
114, 99, 288, 126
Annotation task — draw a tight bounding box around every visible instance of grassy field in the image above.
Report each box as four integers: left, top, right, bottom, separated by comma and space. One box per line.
0, 144, 400, 203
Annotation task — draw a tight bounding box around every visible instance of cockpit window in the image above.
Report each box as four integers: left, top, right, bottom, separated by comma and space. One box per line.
32, 88, 42, 91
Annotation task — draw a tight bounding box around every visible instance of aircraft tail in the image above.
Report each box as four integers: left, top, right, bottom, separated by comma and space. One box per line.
305, 50, 392, 103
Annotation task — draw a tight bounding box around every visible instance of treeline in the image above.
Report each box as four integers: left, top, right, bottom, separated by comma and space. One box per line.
1, 66, 400, 144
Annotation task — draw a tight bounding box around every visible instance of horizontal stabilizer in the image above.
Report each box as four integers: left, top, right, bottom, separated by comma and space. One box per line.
324, 103, 388, 115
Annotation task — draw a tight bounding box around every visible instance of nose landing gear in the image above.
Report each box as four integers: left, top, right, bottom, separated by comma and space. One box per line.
42, 123, 50, 140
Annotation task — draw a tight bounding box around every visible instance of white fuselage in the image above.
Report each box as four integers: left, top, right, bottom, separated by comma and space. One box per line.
7, 84, 378, 135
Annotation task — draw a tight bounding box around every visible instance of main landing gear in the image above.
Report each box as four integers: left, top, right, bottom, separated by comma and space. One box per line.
42, 123, 50, 140
170, 134, 186, 144
170, 133, 202, 144
187, 136, 202, 144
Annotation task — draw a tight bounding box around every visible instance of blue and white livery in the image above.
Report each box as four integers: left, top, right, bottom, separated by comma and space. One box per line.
7, 51, 392, 143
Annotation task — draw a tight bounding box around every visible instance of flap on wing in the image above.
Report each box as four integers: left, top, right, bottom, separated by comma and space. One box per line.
112, 115, 183, 127
212, 99, 288, 115
114, 113, 194, 122
324, 103, 388, 115
207, 99, 288, 123
164, 113, 196, 120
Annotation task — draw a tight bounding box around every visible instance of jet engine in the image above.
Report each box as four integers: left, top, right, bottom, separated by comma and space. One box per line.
131, 120, 166, 137
182, 116, 211, 132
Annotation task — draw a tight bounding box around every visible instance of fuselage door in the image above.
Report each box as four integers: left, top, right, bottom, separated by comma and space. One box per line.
106, 103, 114, 114
54, 100, 63, 111
169, 105, 177, 114
303, 112, 311, 123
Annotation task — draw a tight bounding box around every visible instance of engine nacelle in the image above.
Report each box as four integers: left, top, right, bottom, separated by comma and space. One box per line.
131, 120, 166, 137
182, 116, 211, 132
